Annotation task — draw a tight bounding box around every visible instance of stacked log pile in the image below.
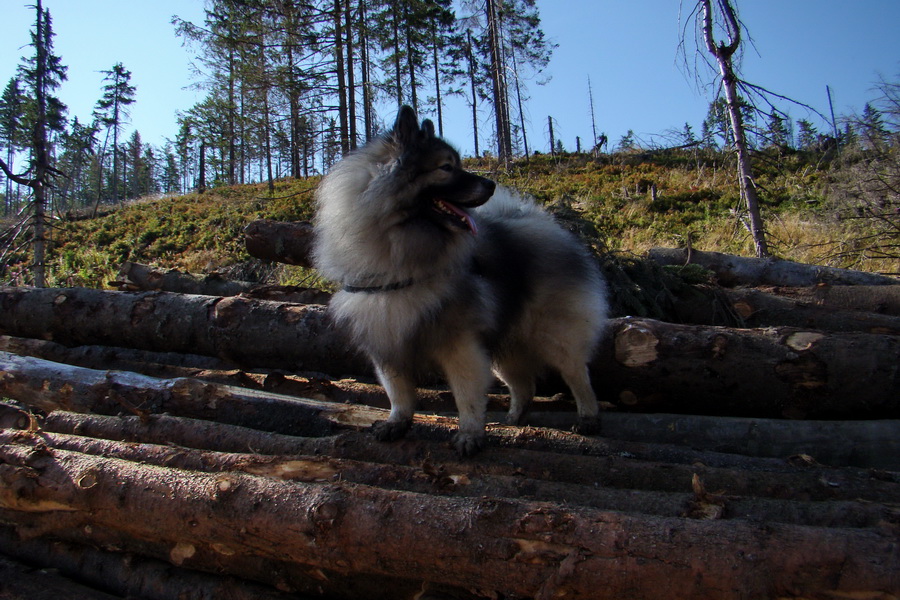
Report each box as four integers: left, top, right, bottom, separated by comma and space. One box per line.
0, 227, 898, 599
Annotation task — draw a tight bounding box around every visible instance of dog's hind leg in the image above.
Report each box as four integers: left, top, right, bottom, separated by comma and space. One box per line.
371, 364, 417, 442
434, 334, 493, 456
557, 361, 601, 435
494, 358, 536, 426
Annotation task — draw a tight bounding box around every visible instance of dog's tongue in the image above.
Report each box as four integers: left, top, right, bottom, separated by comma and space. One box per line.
437, 199, 477, 235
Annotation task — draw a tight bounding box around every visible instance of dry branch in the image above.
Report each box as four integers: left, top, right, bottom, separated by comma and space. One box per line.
0, 440, 896, 599
244, 219, 315, 268
648, 247, 900, 287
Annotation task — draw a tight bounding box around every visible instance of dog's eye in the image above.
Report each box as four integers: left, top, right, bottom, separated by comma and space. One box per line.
438, 164, 454, 172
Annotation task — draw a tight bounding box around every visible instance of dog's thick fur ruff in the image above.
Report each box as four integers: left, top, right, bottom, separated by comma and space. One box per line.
313, 106, 608, 455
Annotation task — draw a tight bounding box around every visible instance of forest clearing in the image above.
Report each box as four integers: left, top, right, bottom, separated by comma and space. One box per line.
2, 0, 900, 598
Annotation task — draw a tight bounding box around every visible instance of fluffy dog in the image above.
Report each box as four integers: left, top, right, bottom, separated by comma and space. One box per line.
313, 106, 608, 455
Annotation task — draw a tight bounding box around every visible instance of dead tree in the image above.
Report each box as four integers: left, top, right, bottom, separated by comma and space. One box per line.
697, 0, 768, 257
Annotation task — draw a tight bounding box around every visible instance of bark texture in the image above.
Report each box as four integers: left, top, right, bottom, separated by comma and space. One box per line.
244, 219, 315, 268
649, 247, 899, 287
2, 287, 898, 419
0, 286, 367, 375
1, 430, 897, 600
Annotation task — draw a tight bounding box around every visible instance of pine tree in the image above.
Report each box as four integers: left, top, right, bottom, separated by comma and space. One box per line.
95, 63, 136, 205
0, 0, 68, 286
796, 119, 818, 149
0, 78, 26, 214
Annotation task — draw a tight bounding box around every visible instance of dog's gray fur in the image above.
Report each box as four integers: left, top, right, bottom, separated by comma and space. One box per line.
313, 106, 608, 455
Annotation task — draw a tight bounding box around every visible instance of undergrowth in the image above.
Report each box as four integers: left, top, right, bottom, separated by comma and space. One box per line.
2, 147, 894, 289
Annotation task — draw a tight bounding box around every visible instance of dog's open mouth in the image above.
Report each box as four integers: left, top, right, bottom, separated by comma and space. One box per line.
433, 198, 478, 235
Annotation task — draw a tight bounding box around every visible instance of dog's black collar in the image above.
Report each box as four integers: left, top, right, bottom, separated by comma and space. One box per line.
342, 278, 416, 293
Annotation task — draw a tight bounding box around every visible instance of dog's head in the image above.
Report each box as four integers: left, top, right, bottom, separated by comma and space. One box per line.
389, 105, 495, 235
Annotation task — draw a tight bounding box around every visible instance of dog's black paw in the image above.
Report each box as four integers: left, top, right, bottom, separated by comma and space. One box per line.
452, 431, 486, 457
573, 415, 601, 436
371, 419, 411, 442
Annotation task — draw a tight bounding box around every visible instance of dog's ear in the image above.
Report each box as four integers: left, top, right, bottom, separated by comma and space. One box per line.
421, 119, 435, 139
392, 105, 419, 147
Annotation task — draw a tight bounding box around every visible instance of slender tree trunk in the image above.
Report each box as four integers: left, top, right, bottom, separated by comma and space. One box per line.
391, 4, 402, 106
404, 3, 418, 113
466, 30, 479, 157
359, 0, 373, 141
228, 46, 236, 185
432, 21, 443, 137
333, 0, 349, 154
510, 44, 529, 158
344, 0, 357, 150
486, 0, 511, 162
700, 0, 769, 258
197, 141, 206, 194
31, 0, 50, 287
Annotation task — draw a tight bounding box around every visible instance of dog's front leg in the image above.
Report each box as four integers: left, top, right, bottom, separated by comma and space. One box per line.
371, 364, 417, 442
435, 334, 493, 456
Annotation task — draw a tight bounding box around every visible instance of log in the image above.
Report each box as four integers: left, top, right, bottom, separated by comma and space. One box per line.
244, 219, 315, 268
8, 404, 900, 503
0, 286, 369, 375
110, 261, 255, 296
721, 287, 900, 333
3, 288, 900, 418
0, 554, 123, 600
0, 528, 306, 600
0, 442, 896, 599
3, 353, 900, 469
599, 317, 900, 419
648, 247, 900, 287
3, 426, 895, 528
111, 261, 333, 304
767, 284, 900, 315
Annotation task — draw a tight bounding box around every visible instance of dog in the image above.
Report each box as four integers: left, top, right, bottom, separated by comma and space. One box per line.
312, 105, 608, 455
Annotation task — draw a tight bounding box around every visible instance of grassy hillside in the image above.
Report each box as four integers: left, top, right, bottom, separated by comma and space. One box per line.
4, 147, 894, 290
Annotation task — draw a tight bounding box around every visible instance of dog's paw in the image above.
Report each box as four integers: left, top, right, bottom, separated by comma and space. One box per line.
371, 419, 411, 442
573, 415, 601, 436
452, 431, 486, 457
506, 408, 528, 427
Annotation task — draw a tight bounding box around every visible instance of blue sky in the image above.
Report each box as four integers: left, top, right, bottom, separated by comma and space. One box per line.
1, 0, 898, 159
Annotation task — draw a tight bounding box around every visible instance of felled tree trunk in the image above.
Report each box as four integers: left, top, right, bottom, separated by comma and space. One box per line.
602, 317, 899, 419
110, 261, 256, 296
2, 287, 899, 419
0, 286, 368, 375
2, 353, 899, 469
717, 287, 900, 333
1, 433, 897, 599
110, 261, 332, 304
648, 247, 899, 287
243, 219, 315, 268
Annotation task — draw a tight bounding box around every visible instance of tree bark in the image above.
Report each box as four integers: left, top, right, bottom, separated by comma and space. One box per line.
648, 246, 899, 287
2, 288, 899, 419
0, 286, 367, 375
721, 286, 900, 333
111, 261, 255, 296
243, 219, 315, 268
3, 352, 899, 469
0, 440, 896, 599
699, 0, 769, 258
601, 317, 900, 419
